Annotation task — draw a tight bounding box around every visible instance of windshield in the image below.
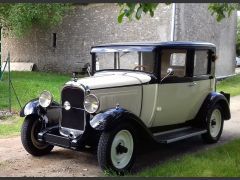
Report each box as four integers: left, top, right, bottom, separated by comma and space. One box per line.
94, 51, 155, 73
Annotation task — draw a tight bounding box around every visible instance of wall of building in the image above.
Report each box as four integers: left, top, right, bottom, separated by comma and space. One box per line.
2, 3, 237, 76
1, 3, 172, 73
174, 3, 237, 77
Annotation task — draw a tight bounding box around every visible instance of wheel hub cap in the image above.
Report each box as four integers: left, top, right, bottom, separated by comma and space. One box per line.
116, 143, 128, 154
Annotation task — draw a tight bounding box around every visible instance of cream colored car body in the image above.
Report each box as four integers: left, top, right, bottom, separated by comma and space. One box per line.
65, 71, 213, 128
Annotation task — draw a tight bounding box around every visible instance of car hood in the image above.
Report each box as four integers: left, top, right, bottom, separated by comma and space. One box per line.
65, 71, 152, 89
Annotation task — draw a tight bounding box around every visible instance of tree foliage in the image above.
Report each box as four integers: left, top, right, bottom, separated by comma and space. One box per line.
0, 3, 71, 37
208, 3, 239, 22
118, 3, 159, 23
118, 3, 239, 23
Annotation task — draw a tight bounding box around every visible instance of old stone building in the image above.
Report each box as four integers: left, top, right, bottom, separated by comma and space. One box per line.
1, 3, 237, 76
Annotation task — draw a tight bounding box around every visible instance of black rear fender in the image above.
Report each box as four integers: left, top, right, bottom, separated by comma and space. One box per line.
208, 92, 231, 120
195, 91, 231, 127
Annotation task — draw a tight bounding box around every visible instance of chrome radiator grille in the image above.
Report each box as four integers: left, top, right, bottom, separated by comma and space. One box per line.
61, 86, 85, 131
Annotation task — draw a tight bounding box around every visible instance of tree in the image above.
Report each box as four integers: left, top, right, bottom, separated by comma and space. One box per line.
118, 3, 239, 23
0, 3, 71, 37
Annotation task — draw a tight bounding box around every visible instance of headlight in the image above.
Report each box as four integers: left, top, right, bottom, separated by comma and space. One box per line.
84, 94, 100, 113
39, 91, 53, 108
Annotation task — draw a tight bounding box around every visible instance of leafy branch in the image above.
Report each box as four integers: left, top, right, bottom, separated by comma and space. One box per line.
118, 3, 239, 23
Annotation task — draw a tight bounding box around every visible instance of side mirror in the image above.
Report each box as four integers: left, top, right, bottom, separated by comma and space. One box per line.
81, 63, 91, 76
161, 68, 174, 83
167, 68, 174, 76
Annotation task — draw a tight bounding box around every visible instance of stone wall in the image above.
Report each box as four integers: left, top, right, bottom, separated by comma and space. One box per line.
1, 3, 172, 73
174, 3, 237, 76
1, 3, 237, 76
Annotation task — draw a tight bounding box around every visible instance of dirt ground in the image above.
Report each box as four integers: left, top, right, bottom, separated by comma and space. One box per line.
0, 96, 240, 177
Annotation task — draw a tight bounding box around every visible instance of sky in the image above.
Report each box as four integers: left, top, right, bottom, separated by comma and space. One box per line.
238, 11, 240, 16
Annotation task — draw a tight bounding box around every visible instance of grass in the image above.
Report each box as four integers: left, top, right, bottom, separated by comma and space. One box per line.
0, 71, 70, 138
0, 116, 23, 137
138, 139, 240, 177
217, 74, 240, 96
0, 71, 70, 111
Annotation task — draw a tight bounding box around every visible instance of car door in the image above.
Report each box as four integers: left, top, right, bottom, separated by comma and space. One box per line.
152, 49, 197, 127
190, 50, 213, 117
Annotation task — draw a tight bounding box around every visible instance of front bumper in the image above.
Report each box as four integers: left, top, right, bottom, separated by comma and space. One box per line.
38, 126, 83, 150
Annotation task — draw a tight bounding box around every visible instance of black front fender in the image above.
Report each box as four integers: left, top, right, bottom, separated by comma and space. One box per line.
20, 99, 61, 118
19, 99, 40, 117
89, 107, 153, 138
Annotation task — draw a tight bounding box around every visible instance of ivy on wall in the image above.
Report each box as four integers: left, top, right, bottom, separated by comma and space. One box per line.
0, 3, 72, 37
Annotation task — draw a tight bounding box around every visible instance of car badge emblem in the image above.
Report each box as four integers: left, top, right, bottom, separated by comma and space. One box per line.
63, 101, 71, 110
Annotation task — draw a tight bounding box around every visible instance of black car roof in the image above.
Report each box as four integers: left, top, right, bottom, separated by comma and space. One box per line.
91, 41, 216, 53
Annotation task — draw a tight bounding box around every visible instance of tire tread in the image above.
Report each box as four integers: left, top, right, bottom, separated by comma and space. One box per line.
21, 117, 54, 156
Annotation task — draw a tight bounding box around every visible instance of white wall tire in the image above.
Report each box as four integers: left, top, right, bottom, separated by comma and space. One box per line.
97, 123, 136, 175
21, 116, 54, 156
201, 105, 224, 143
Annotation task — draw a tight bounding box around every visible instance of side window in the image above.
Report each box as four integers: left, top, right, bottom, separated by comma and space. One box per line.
194, 50, 209, 76
161, 49, 187, 78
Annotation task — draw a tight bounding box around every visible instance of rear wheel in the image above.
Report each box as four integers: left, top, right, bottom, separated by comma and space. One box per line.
21, 116, 54, 156
201, 105, 224, 143
97, 123, 136, 174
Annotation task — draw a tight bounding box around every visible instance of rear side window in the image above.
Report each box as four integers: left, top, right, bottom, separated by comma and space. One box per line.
161, 49, 187, 78
170, 53, 186, 67
194, 50, 209, 76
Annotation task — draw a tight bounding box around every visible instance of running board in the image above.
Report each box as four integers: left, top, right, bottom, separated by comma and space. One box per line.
153, 127, 207, 144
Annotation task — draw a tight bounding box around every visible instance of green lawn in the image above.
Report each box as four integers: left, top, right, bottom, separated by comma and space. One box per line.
0, 71, 69, 111
0, 71, 69, 137
0, 116, 23, 138
138, 138, 240, 177
217, 74, 240, 96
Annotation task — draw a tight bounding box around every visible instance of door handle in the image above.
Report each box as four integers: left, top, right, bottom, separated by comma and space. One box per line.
188, 82, 197, 87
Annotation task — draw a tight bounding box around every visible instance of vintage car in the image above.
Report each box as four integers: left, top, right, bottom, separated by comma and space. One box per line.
20, 41, 231, 174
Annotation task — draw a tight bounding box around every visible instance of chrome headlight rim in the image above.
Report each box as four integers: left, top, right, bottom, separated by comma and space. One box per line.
38, 90, 53, 108
84, 94, 100, 114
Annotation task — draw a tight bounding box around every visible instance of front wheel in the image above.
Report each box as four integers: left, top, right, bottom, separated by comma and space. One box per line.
97, 123, 136, 174
201, 105, 224, 143
21, 116, 54, 156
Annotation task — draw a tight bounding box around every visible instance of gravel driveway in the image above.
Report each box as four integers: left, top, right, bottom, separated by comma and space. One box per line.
0, 96, 240, 177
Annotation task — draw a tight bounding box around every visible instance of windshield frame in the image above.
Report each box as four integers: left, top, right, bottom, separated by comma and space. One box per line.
91, 46, 157, 76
